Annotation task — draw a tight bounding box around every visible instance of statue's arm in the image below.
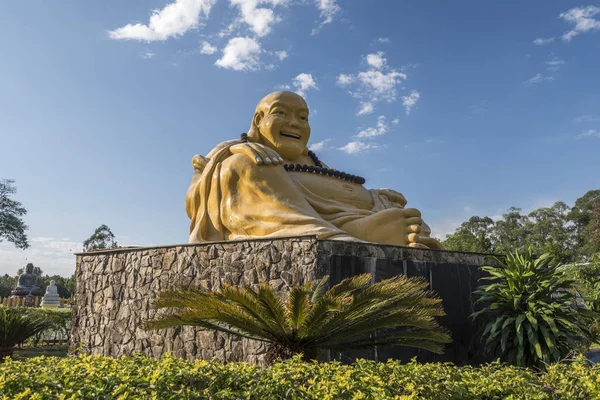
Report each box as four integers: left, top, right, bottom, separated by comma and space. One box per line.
230, 142, 284, 166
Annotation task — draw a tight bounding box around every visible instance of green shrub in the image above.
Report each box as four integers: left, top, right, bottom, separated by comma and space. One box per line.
564, 253, 600, 312
0, 353, 599, 399
472, 249, 597, 368
27, 308, 72, 346
146, 273, 451, 363
0, 308, 50, 360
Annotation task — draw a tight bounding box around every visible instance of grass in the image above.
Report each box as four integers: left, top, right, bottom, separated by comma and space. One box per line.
11, 345, 68, 361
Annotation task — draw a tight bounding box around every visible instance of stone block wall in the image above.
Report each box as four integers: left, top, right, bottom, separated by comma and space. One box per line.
71, 236, 493, 365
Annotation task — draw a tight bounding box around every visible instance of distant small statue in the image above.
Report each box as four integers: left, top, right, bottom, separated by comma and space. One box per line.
40, 280, 61, 309
11, 263, 42, 297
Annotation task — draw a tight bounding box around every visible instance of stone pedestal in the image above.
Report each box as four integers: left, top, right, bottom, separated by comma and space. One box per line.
70, 236, 493, 366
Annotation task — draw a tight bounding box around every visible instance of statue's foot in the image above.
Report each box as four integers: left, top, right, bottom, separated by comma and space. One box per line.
328, 234, 365, 242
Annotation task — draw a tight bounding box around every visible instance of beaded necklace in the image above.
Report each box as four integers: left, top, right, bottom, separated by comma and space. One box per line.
240, 133, 366, 185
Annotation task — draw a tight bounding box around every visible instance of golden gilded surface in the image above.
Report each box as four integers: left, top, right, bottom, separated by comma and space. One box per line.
186, 91, 443, 249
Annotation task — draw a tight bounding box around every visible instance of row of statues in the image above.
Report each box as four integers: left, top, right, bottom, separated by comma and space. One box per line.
11, 263, 60, 308
186, 91, 444, 249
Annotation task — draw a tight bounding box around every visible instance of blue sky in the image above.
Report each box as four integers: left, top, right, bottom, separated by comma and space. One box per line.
1, 0, 599, 276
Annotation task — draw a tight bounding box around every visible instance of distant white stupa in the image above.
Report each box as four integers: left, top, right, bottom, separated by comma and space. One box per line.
40, 280, 60, 309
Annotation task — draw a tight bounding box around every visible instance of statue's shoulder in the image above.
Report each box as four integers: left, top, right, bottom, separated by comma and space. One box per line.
191, 139, 243, 173
206, 139, 240, 158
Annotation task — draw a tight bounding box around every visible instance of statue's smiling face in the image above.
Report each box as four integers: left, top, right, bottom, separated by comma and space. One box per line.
255, 91, 310, 160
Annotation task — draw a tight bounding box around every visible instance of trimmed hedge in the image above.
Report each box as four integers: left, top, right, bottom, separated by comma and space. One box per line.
0, 354, 599, 399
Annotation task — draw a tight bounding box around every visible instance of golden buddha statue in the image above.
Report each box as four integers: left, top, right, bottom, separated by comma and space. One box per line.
186, 91, 443, 249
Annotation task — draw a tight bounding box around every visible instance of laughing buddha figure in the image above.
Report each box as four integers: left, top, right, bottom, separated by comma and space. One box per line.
186, 91, 443, 249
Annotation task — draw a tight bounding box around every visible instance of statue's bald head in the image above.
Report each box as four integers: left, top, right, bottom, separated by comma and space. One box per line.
248, 91, 311, 161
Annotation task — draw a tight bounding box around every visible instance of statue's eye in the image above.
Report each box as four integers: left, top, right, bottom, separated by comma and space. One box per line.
300, 116, 307, 121
275, 110, 286, 116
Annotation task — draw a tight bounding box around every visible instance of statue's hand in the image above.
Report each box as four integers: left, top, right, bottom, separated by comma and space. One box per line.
230, 142, 284, 166
378, 189, 407, 207
371, 188, 407, 211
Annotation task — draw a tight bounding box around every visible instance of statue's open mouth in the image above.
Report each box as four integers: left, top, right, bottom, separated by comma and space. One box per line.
281, 131, 301, 140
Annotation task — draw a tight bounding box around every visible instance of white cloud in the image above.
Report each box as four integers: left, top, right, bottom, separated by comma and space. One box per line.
357, 102, 374, 116
337, 52, 409, 113
366, 52, 386, 69
533, 37, 555, 45
391, 118, 400, 125
215, 36, 262, 71
109, 0, 216, 41
575, 115, 600, 123
0, 238, 82, 277
545, 58, 565, 72
356, 116, 388, 138
560, 6, 600, 41
230, 0, 287, 37
402, 90, 420, 115
275, 50, 288, 60
339, 141, 380, 155
377, 37, 390, 43
525, 73, 554, 85
356, 69, 406, 100
577, 129, 600, 138
309, 139, 331, 152
315, 0, 340, 26
336, 73, 354, 86
200, 41, 218, 54
218, 21, 239, 38
292, 73, 318, 97
141, 51, 155, 59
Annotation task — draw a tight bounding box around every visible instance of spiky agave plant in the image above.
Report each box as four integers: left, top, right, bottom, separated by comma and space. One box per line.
144, 274, 451, 363
0, 307, 51, 361
472, 249, 598, 368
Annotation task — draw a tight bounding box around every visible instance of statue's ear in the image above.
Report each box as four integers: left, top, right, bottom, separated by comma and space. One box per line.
248, 111, 264, 142
253, 111, 264, 128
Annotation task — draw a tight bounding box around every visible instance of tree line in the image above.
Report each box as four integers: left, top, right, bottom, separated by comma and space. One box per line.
442, 189, 600, 263
1, 178, 120, 297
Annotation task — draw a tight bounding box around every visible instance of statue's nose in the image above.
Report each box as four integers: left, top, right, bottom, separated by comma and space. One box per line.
288, 117, 300, 129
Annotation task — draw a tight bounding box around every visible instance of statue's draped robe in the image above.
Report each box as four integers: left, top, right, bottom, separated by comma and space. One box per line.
186, 141, 387, 243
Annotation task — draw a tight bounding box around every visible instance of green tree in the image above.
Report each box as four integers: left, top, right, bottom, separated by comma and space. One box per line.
443, 216, 495, 253
564, 254, 600, 312
524, 201, 575, 263
589, 201, 600, 255
0, 274, 16, 298
145, 274, 451, 364
83, 224, 118, 252
493, 207, 529, 255
567, 190, 600, 258
0, 179, 29, 249
473, 250, 597, 368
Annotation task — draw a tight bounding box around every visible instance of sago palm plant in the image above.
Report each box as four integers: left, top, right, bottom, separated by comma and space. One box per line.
0, 307, 51, 361
472, 249, 597, 368
145, 273, 451, 362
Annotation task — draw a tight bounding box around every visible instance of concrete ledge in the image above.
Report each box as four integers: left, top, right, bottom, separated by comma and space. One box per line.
70, 237, 493, 365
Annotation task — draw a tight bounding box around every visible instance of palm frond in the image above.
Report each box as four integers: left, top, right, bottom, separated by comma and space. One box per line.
145, 271, 451, 363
